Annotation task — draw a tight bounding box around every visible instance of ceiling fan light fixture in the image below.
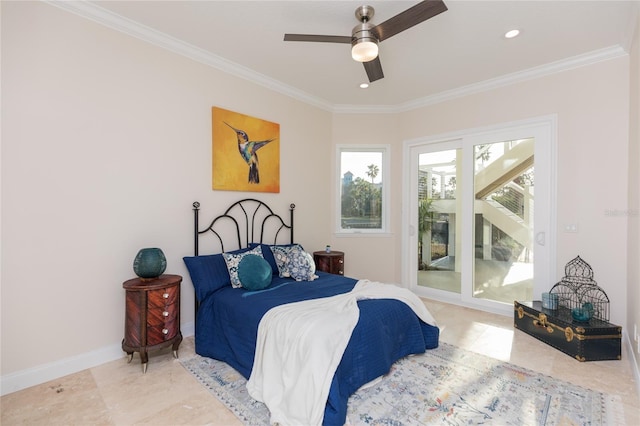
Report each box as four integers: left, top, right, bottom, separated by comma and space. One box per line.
352, 39, 378, 62
351, 18, 378, 62
282, 1, 448, 81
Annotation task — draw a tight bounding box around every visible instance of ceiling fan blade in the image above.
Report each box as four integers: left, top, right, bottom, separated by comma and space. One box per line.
284, 34, 352, 44
373, 0, 448, 42
363, 57, 384, 82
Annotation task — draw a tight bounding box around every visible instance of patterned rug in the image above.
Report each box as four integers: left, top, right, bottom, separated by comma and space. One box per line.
179, 342, 623, 425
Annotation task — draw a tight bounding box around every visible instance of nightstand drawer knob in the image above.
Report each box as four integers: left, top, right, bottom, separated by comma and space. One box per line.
163, 293, 169, 299
162, 328, 169, 335
339, 259, 343, 264
163, 311, 169, 317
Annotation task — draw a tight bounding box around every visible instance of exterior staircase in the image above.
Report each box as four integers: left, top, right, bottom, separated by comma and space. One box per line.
474, 139, 534, 250
427, 138, 535, 255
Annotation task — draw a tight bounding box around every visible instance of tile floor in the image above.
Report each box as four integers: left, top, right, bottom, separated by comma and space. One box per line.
2, 300, 639, 425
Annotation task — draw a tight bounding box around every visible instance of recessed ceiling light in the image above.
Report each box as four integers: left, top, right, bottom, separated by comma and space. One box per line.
360, 83, 369, 89
505, 29, 520, 39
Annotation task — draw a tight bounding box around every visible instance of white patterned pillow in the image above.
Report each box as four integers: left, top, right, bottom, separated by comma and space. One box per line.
270, 244, 303, 278
287, 246, 318, 282
223, 245, 264, 288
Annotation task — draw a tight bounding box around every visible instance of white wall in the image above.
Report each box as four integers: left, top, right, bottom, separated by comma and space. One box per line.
1, 0, 636, 394
627, 12, 640, 378
332, 58, 630, 327
329, 114, 401, 283
1, 1, 331, 389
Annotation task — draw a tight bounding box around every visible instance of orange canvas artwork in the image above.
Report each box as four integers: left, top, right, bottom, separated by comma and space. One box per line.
212, 107, 280, 193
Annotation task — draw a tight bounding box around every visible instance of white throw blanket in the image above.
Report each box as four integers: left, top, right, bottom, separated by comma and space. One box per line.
246, 279, 437, 426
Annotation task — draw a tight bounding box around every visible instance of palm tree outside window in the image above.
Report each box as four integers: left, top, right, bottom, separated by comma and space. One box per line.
337, 146, 389, 234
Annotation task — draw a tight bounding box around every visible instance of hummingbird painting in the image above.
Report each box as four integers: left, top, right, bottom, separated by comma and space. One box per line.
224, 122, 276, 184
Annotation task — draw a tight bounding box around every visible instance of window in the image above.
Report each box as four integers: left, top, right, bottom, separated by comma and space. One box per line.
337, 145, 389, 234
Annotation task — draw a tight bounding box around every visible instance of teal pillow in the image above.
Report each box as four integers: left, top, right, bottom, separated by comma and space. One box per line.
223, 246, 263, 288
237, 254, 272, 291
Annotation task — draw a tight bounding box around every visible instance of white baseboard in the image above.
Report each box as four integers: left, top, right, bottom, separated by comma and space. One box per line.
4, 322, 635, 398
624, 330, 640, 400
1, 321, 194, 396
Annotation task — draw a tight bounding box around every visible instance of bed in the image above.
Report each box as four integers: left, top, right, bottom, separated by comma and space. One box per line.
183, 199, 440, 425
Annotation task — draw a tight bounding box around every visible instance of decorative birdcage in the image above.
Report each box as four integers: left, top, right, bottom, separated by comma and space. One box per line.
549, 256, 610, 322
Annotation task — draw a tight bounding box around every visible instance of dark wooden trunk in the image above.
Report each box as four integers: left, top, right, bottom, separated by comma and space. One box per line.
514, 301, 621, 362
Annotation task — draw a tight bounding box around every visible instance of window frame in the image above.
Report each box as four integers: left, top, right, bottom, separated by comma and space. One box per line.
335, 144, 390, 235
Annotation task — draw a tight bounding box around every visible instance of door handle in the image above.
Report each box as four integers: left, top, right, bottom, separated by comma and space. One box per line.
535, 232, 545, 246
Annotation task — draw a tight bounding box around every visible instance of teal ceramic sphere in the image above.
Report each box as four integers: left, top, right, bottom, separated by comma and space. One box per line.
571, 306, 593, 322
133, 248, 167, 279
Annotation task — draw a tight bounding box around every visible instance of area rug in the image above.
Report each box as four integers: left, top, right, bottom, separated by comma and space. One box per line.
179, 342, 624, 425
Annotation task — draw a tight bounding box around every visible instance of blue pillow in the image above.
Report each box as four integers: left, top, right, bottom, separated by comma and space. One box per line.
248, 243, 303, 276
183, 247, 252, 301
248, 243, 277, 274
238, 254, 272, 291
270, 244, 305, 278
287, 246, 318, 282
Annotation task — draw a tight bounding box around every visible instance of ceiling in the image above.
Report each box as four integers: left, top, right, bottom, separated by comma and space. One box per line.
61, 1, 638, 111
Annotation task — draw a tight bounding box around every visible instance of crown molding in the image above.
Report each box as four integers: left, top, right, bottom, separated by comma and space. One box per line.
43, 0, 335, 112
335, 45, 628, 114
622, 1, 640, 53
45, 1, 628, 115
396, 45, 628, 113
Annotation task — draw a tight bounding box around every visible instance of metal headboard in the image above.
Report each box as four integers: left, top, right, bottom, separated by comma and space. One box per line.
192, 199, 295, 256
191, 199, 295, 315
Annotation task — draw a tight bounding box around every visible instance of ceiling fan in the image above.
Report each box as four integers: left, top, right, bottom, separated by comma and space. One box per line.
284, 0, 448, 83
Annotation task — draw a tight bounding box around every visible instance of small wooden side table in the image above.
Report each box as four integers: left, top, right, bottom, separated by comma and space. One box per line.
122, 274, 183, 373
313, 251, 345, 275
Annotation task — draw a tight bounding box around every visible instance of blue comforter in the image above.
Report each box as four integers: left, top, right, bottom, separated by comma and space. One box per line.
195, 272, 439, 425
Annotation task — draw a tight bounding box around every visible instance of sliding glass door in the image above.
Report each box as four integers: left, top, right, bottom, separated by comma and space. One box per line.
405, 118, 555, 313
472, 139, 535, 304
416, 147, 462, 294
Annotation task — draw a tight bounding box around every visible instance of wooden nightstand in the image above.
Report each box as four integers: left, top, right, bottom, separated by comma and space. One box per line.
122, 274, 183, 373
313, 251, 345, 275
